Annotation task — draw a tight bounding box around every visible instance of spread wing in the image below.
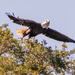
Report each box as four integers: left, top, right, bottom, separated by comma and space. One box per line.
6, 13, 41, 27
43, 28, 75, 43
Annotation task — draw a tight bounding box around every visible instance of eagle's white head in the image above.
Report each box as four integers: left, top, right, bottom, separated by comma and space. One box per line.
41, 20, 50, 29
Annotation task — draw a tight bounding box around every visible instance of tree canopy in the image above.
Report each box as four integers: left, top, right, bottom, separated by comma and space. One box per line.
0, 24, 75, 75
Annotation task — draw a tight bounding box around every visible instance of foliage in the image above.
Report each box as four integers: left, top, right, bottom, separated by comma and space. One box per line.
0, 24, 75, 75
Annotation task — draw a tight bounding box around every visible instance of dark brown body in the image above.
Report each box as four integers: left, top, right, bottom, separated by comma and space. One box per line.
28, 24, 43, 38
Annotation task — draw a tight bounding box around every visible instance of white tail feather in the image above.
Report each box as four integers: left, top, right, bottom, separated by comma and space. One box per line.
16, 28, 27, 36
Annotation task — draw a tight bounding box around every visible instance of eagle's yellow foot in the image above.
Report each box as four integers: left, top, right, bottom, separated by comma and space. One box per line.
18, 37, 23, 40
25, 39, 29, 43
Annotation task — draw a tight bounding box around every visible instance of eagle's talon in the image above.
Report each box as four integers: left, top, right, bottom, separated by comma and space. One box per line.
18, 37, 23, 40
25, 39, 29, 43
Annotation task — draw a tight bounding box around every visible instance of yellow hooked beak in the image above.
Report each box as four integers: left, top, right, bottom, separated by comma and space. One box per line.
47, 20, 50, 23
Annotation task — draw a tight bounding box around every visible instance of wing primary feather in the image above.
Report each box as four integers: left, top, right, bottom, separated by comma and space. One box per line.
6, 12, 19, 21
43, 28, 75, 43
6, 12, 41, 27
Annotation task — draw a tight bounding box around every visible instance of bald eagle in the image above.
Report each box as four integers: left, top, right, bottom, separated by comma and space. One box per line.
6, 13, 75, 43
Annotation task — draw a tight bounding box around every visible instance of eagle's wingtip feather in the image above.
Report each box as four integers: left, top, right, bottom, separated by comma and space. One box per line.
5, 12, 10, 16
72, 40, 75, 43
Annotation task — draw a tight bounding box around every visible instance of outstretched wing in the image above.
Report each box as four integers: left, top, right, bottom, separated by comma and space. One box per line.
43, 28, 75, 43
6, 13, 41, 27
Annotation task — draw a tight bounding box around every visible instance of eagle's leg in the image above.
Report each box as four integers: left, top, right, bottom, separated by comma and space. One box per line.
18, 33, 30, 40
23, 29, 31, 40
25, 35, 32, 42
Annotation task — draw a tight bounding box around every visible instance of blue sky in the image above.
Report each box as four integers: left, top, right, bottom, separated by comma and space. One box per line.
0, 0, 75, 50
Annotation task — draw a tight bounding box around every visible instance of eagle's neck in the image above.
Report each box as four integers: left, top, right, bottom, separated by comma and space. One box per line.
41, 22, 49, 29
